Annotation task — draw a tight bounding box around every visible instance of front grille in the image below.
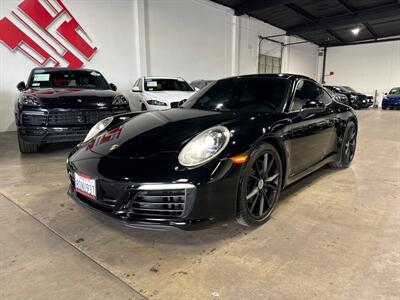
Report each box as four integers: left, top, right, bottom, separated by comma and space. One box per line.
358, 95, 367, 101
129, 189, 186, 218
170, 99, 187, 108
47, 110, 112, 126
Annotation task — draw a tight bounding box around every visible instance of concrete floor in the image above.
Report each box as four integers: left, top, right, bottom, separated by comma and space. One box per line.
0, 109, 399, 300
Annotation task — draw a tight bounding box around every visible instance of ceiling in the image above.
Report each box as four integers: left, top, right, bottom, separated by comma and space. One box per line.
210, 0, 400, 47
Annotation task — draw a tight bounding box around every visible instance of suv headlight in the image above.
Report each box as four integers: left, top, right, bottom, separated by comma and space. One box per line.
112, 95, 128, 106
83, 117, 113, 143
20, 95, 40, 106
178, 126, 230, 167
147, 100, 167, 106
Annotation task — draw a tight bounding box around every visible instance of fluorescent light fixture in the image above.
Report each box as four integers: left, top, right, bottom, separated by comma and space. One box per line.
351, 27, 360, 35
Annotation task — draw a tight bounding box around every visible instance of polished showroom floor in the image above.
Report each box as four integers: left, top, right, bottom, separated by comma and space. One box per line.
1, 109, 399, 300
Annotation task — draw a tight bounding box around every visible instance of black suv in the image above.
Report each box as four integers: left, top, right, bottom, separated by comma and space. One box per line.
324, 85, 369, 109
15, 68, 130, 153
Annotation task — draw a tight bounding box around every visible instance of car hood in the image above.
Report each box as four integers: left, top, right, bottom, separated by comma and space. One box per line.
142, 90, 196, 103
22, 88, 117, 108
83, 108, 274, 159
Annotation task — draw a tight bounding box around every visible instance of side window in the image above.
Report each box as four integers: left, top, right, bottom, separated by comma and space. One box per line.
321, 90, 332, 105
290, 80, 323, 111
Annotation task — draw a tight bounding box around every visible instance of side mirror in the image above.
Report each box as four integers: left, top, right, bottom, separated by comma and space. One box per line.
302, 99, 323, 110
132, 86, 140, 92
109, 83, 117, 91
17, 81, 26, 91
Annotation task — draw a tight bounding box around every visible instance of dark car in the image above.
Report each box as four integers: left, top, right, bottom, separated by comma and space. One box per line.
190, 79, 215, 91
324, 85, 367, 109
15, 68, 130, 153
324, 88, 349, 105
341, 86, 373, 108
66, 74, 357, 230
382, 87, 400, 109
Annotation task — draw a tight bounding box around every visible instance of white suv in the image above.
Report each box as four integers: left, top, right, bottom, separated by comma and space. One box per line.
130, 76, 197, 111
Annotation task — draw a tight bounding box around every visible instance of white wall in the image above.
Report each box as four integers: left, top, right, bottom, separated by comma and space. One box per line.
323, 41, 400, 104
0, 0, 138, 132
0, 0, 320, 132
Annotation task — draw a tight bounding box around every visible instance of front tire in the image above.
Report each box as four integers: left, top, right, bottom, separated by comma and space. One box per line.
237, 143, 283, 227
330, 121, 356, 169
18, 134, 39, 153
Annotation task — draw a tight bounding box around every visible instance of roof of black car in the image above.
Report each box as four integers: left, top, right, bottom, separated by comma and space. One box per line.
223, 73, 314, 82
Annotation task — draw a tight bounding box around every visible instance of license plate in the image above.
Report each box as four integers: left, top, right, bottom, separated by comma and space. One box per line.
75, 172, 96, 200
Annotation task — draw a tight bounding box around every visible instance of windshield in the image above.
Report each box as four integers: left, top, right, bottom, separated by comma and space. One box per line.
27, 69, 110, 90
182, 77, 289, 113
342, 86, 355, 92
389, 87, 400, 95
144, 78, 193, 92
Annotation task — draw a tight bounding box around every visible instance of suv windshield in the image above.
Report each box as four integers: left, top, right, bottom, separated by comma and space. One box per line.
144, 78, 193, 92
27, 69, 110, 90
389, 87, 400, 95
182, 77, 289, 113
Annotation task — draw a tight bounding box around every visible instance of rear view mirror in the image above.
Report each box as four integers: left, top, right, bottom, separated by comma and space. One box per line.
109, 83, 117, 91
132, 86, 140, 92
17, 81, 26, 91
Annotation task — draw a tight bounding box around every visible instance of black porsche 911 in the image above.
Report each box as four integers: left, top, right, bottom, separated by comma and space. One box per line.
15, 68, 130, 153
66, 74, 357, 230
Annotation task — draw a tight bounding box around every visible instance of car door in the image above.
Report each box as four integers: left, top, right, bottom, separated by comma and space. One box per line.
287, 79, 336, 177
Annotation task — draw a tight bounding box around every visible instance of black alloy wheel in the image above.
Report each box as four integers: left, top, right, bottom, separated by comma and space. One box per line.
237, 144, 283, 227
331, 121, 356, 169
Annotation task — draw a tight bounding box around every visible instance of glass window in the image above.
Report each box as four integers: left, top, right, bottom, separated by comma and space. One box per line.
144, 78, 193, 92
182, 77, 289, 113
290, 80, 324, 111
389, 87, 400, 95
28, 70, 109, 90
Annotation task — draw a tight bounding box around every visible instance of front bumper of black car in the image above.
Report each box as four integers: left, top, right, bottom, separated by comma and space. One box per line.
18, 125, 92, 144
66, 154, 241, 230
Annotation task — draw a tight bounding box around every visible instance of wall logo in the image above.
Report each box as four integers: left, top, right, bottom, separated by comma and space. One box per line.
0, 0, 97, 68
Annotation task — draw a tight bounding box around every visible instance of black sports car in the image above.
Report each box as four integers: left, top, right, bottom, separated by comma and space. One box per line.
15, 68, 130, 153
324, 85, 368, 109
67, 74, 357, 230
341, 86, 373, 108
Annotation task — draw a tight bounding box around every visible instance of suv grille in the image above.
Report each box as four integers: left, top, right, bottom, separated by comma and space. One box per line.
22, 110, 112, 126
47, 110, 112, 126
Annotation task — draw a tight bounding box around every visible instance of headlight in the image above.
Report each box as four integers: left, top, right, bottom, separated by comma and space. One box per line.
147, 100, 167, 106
112, 95, 128, 106
83, 117, 113, 143
178, 126, 230, 167
20, 95, 40, 106
350, 95, 357, 99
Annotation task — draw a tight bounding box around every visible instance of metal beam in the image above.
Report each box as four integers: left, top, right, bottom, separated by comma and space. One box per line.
285, 3, 316, 21
326, 29, 346, 43
287, 3, 400, 35
235, 0, 293, 16
363, 22, 378, 39
325, 36, 400, 47
336, 0, 355, 14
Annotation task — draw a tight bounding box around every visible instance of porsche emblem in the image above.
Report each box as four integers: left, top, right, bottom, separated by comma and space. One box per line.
110, 144, 119, 151
77, 99, 82, 103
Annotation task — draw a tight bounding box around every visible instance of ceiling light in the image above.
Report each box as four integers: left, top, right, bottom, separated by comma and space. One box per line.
351, 27, 360, 35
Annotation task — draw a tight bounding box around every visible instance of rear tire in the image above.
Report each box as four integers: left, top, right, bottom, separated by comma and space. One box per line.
18, 134, 39, 153
330, 121, 356, 169
382, 106, 387, 110
237, 143, 283, 227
